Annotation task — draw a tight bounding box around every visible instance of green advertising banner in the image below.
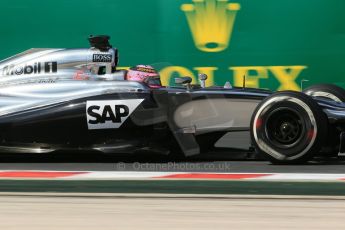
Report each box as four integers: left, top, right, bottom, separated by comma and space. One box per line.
0, 0, 344, 90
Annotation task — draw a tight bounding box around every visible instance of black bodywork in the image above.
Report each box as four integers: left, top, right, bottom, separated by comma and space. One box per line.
0, 86, 270, 156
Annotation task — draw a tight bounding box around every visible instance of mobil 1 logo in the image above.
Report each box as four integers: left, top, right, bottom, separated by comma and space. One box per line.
86, 99, 144, 129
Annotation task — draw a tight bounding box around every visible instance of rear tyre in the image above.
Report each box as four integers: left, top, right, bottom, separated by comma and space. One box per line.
250, 91, 328, 164
303, 84, 345, 102
304, 84, 345, 157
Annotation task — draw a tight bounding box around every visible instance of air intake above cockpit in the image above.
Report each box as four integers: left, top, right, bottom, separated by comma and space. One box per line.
88, 35, 112, 52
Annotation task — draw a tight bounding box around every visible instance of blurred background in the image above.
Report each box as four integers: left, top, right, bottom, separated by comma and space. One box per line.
0, 0, 344, 90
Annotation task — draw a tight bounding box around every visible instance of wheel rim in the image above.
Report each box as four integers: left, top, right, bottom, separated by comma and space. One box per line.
265, 108, 304, 147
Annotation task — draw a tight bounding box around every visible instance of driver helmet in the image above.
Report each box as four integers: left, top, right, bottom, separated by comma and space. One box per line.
126, 65, 162, 88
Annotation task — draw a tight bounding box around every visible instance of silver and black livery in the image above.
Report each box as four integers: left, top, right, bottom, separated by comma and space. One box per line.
0, 35, 344, 164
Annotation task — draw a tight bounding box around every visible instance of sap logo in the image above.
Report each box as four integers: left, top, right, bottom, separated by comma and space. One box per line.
88, 105, 128, 123
86, 99, 144, 129
92, 54, 112, 63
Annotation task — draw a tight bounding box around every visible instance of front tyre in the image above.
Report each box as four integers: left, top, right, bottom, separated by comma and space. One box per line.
250, 91, 328, 164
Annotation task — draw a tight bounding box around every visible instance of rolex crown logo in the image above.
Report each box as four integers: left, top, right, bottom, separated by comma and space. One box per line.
181, 0, 241, 52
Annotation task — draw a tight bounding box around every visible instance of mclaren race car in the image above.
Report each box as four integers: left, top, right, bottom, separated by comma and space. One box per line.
0, 35, 344, 164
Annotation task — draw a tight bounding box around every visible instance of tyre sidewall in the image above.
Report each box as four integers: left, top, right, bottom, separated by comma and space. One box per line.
250, 92, 327, 163
303, 84, 345, 102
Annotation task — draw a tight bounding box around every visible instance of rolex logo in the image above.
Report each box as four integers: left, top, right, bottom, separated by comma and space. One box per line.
181, 0, 241, 52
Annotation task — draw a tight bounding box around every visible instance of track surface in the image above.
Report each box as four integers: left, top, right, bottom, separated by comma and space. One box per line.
0, 151, 344, 173
0, 195, 344, 230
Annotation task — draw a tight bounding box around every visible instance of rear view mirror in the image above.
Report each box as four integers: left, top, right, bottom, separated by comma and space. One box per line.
175, 77, 192, 85
175, 76, 192, 91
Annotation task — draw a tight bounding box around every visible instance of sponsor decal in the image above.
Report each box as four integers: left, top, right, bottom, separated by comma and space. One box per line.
92, 54, 112, 63
181, 0, 240, 52
133, 67, 157, 73
86, 99, 144, 129
2, 62, 57, 76
37, 78, 57, 83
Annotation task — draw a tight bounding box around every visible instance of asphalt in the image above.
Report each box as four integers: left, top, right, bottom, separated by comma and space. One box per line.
0, 132, 343, 228
0, 195, 344, 230
1, 180, 345, 195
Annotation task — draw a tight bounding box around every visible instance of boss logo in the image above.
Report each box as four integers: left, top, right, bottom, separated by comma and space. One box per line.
92, 54, 112, 63
86, 99, 144, 129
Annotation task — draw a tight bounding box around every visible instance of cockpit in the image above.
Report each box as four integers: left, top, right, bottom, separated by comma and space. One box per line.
87, 35, 163, 88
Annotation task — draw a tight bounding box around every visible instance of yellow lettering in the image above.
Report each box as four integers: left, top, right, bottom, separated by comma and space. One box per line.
117, 66, 130, 70
230, 66, 269, 88
193, 67, 218, 87
269, 66, 307, 91
122, 65, 307, 90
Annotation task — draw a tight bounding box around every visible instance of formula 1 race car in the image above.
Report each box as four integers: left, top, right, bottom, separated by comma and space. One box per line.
0, 35, 344, 164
